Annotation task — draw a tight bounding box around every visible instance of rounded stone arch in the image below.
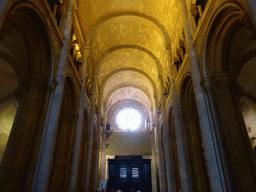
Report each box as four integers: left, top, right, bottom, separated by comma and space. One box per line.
95, 45, 162, 77
65, 73, 80, 105
104, 84, 153, 109
7, 1, 54, 77
179, 73, 193, 110
100, 68, 158, 96
166, 106, 182, 191
107, 99, 149, 131
180, 74, 210, 191
0, 3, 55, 191
49, 75, 78, 191
202, 1, 246, 76
0, 0, 55, 123
86, 12, 171, 46
202, 1, 256, 154
61, 75, 78, 113
180, 75, 197, 113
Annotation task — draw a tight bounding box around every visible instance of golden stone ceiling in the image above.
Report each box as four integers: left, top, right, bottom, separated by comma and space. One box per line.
78, 0, 182, 127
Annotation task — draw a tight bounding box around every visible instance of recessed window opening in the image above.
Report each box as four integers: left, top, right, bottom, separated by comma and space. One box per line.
132, 168, 139, 178
116, 107, 142, 131
120, 168, 127, 178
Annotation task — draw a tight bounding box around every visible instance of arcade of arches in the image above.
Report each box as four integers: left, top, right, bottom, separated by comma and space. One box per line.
0, 0, 256, 191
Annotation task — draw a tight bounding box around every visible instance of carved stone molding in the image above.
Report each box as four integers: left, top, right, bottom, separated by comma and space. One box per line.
44, 77, 58, 93
200, 77, 213, 92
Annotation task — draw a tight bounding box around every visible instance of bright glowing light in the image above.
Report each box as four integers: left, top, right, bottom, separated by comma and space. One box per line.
116, 107, 142, 131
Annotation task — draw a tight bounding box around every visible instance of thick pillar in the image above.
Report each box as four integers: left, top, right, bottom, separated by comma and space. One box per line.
32, 0, 75, 190
180, 1, 225, 191
30, 78, 57, 191
159, 74, 174, 192
0, 75, 51, 191
25, 77, 57, 191
153, 94, 165, 191
183, 111, 210, 191
84, 76, 98, 190
211, 73, 256, 190
93, 122, 102, 190
100, 132, 107, 180
167, 46, 191, 191
155, 126, 166, 191
50, 113, 78, 192
150, 129, 158, 192
201, 77, 233, 191
100, 106, 107, 181
162, 132, 174, 192
69, 47, 90, 191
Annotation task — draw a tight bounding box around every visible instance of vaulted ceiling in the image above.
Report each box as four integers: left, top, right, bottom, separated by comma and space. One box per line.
77, 0, 182, 132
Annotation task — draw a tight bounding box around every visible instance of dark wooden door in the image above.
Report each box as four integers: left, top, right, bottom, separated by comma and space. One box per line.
108, 156, 152, 192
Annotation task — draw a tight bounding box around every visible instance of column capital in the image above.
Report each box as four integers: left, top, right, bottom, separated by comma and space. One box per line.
44, 77, 58, 93
200, 77, 213, 92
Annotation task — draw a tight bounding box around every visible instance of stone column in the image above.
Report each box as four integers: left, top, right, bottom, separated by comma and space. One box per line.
33, 0, 75, 190
183, 111, 209, 191
84, 76, 98, 190
153, 94, 165, 191
162, 130, 174, 192
167, 46, 191, 191
69, 47, 90, 191
150, 130, 157, 192
27, 77, 57, 191
49, 113, 78, 192
246, 0, 256, 28
180, 1, 224, 191
201, 77, 233, 191
212, 73, 256, 190
93, 122, 102, 190
0, 74, 50, 191
30, 78, 57, 191
155, 124, 166, 191
159, 74, 174, 192
100, 106, 107, 181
